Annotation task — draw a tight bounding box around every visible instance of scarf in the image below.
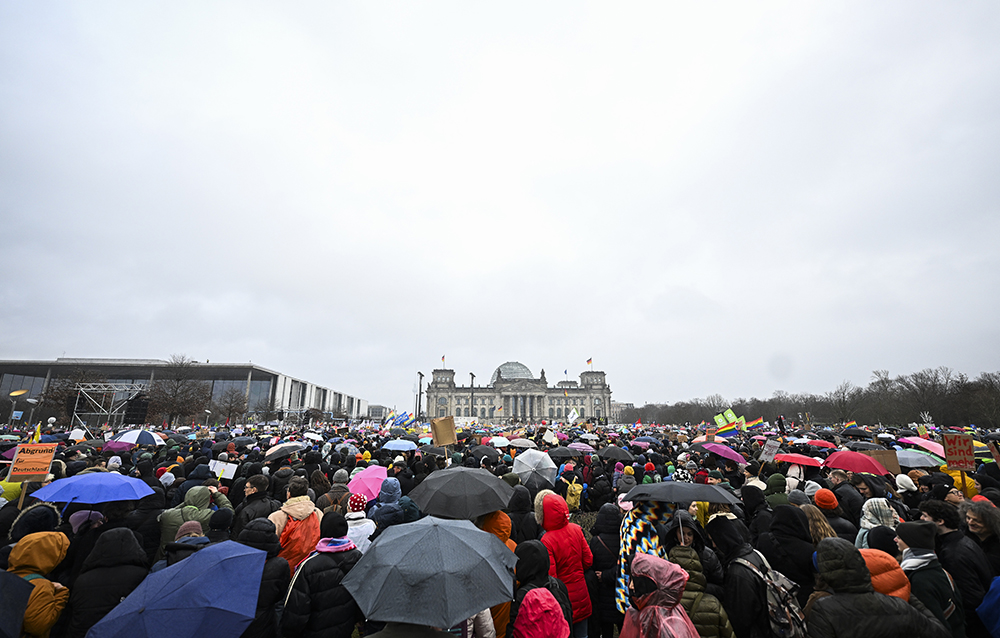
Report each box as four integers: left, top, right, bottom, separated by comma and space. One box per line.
616, 501, 669, 613
900, 547, 936, 572
860, 498, 898, 530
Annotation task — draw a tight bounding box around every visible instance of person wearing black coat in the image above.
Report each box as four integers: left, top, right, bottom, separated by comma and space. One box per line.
509, 540, 574, 638
830, 475, 864, 527
269, 466, 296, 502
588, 466, 614, 512
281, 512, 362, 638
126, 487, 167, 564
233, 475, 281, 540
171, 461, 214, 507
237, 518, 290, 638
588, 503, 623, 638
657, 510, 725, 599
65, 527, 149, 638
739, 486, 773, 546
507, 485, 542, 545
705, 514, 770, 638
807, 537, 950, 638
754, 505, 816, 606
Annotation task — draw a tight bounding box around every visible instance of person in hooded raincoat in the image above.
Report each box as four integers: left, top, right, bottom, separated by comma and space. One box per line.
511, 540, 574, 638
536, 490, 594, 635
656, 511, 724, 599
666, 545, 733, 638
753, 505, 816, 606
157, 484, 233, 559
588, 504, 624, 638
620, 553, 699, 638
479, 510, 517, 638
513, 588, 570, 638
509, 485, 542, 545
6, 531, 70, 638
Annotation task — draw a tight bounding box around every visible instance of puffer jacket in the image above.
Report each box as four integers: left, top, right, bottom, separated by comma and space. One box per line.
667, 546, 734, 638
281, 537, 363, 638
512, 587, 570, 638
510, 540, 574, 638
537, 490, 593, 623
6, 531, 70, 638
157, 486, 233, 559
807, 537, 951, 638
65, 528, 148, 638
0, 502, 62, 570
268, 467, 296, 501
754, 505, 816, 606
657, 511, 725, 599
620, 553, 699, 638
232, 490, 281, 540
508, 486, 541, 545
125, 487, 166, 563
237, 519, 290, 638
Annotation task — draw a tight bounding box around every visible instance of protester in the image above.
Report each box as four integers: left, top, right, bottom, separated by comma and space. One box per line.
704, 514, 769, 638
316, 469, 352, 513
237, 518, 291, 638
855, 498, 899, 549
813, 489, 858, 542
157, 484, 233, 559
536, 490, 594, 636
667, 544, 734, 638
896, 520, 966, 638
509, 485, 542, 545
511, 540, 574, 637
588, 503, 624, 638
512, 587, 571, 638
619, 553, 699, 638
233, 474, 280, 539
964, 500, 1000, 575
344, 493, 377, 553
268, 475, 324, 576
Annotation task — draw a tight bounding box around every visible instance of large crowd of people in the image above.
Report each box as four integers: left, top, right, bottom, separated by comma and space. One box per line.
2, 422, 999, 638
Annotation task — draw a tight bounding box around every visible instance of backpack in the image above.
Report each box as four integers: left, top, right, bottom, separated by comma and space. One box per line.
278, 511, 321, 577
734, 550, 808, 638
563, 477, 583, 512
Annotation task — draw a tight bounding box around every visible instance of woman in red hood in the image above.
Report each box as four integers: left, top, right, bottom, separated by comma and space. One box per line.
620, 553, 699, 638
536, 490, 593, 636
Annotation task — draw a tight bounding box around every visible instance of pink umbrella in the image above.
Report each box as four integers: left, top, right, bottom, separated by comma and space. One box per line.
774, 453, 823, 467
751, 435, 768, 442
629, 440, 650, 449
556, 432, 568, 441
701, 443, 746, 464
348, 465, 389, 501
805, 440, 836, 449
103, 440, 135, 454
568, 442, 595, 454
898, 437, 945, 457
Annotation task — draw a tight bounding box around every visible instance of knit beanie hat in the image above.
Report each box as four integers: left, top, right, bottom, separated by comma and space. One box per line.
155, 467, 168, 479
814, 488, 838, 510
393, 456, 405, 465
348, 493, 368, 513
320, 511, 349, 538
333, 469, 350, 484
108, 456, 122, 471
218, 452, 228, 462
685, 461, 698, 471
896, 521, 937, 550
623, 466, 634, 475
175, 520, 204, 540
209, 507, 234, 531
803, 480, 822, 499
788, 489, 810, 506
644, 463, 655, 472
867, 525, 899, 557
895, 474, 918, 493
160, 472, 176, 488
708, 470, 724, 480
615, 462, 625, 472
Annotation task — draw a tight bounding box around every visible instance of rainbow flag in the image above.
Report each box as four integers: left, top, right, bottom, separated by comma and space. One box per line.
745, 417, 765, 429
715, 422, 738, 437
844, 421, 857, 429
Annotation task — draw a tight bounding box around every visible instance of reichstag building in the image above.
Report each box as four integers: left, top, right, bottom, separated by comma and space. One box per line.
426, 361, 612, 423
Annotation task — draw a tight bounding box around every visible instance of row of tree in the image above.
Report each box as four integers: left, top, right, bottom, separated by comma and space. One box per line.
620, 367, 1000, 430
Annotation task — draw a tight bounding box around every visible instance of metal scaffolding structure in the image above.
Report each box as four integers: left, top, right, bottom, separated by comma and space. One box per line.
71, 382, 148, 435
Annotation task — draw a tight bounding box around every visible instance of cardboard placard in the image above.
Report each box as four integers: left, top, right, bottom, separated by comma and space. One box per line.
860, 449, 901, 475
916, 425, 928, 439
209, 460, 239, 480
760, 439, 781, 464
942, 433, 976, 472
987, 441, 1000, 467
9, 444, 58, 482
706, 427, 717, 443
431, 416, 457, 447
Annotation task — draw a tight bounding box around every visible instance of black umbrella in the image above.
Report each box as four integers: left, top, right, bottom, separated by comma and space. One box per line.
342, 517, 516, 629
847, 441, 884, 451
598, 445, 634, 462
390, 428, 406, 437
0, 570, 33, 638
211, 441, 230, 453
469, 445, 500, 462
408, 467, 515, 519
624, 482, 741, 505
840, 428, 874, 438
231, 436, 256, 447
263, 442, 306, 462
420, 445, 447, 457
547, 447, 580, 461
400, 434, 420, 443
165, 433, 189, 444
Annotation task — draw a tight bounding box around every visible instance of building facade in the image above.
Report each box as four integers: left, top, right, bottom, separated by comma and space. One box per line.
0, 358, 368, 423
425, 361, 612, 423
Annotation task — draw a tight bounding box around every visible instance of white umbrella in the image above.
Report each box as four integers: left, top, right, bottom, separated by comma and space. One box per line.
512, 449, 558, 490
509, 438, 537, 449
580, 433, 599, 441
68, 428, 88, 441
304, 432, 323, 442
490, 436, 511, 447
113, 429, 165, 446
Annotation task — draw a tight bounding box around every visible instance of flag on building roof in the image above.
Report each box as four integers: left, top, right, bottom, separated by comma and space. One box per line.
586, 358, 592, 365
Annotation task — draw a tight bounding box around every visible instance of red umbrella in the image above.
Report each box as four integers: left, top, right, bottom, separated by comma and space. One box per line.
805, 439, 836, 449
775, 453, 823, 467
823, 450, 889, 475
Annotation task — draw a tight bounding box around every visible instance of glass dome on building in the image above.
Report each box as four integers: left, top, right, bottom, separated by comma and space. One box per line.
490, 361, 533, 386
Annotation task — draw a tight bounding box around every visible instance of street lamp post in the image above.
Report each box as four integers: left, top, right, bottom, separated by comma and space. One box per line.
470, 373, 476, 423
7, 389, 28, 427
204, 409, 212, 428
25, 398, 39, 429
416, 372, 424, 421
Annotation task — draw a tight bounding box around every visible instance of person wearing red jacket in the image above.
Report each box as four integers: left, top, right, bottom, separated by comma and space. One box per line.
536, 489, 594, 637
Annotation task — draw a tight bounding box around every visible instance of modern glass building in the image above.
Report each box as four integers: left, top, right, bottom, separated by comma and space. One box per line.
0, 358, 368, 423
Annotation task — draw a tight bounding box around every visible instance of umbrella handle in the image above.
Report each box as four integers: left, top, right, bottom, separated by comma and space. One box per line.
60, 496, 78, 517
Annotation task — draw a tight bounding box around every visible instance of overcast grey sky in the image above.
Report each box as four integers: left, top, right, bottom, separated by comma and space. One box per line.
2, 2, 998, 412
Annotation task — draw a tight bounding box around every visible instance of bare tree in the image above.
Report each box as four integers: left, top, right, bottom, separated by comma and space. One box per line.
826, 380, 863, 424
217, 386, 247, 425
147, 354, 211, 427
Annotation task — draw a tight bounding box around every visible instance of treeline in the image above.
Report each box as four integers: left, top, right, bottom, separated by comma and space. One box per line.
621, 367, 1000, 430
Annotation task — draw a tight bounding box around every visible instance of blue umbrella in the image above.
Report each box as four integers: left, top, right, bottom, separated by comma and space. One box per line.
634, 436, 662, 445
87, 541, 265, 638
382, 439, 417, 451
32, 473, 154, 505
113, 430, 164, 446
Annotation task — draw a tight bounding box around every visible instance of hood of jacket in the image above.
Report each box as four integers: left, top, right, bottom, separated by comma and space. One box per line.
769, 505, 812, 543
509, 485, 533, 514
741, 485, 768, 513
704, 515, 749, 564
282, 495, 318, 521
8, 502, 61, 542
81, 527, 148, 572
860, 548, 910, 600
188, 464, 212, 481
666, 545, 707, 593
237, 518, 281, 558
764, 473, 787, 496
660, 510, 707, 552
515, 587, 570, 638
378, 477, 402, 505
537, 491, 569, 532
184, 485, 212, 509
273, 467, 295, 480
515, 539, 551, 587
7, 531, 69, 576
591, 502, 623, 537
480, 510, 512, 545
815, 537, 873, 594
136, 486, 166, 511
629, 552, 688, 610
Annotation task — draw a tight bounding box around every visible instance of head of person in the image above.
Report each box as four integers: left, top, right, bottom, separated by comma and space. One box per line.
828, 469, 849, 487
287, 476, 309, 499
320, 511, 349, 539
944, 487, 965, 505
919, 499, 961, 534
175, 520, 205, 541
245, 474, 269, 496
707, 470, 723, 485
966, 501, 1000, 541
895, 520, 938, 554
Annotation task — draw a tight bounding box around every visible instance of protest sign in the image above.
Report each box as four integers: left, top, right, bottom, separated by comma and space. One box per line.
860, 449, 901, 475
9, 443, 57, 482
760, 439, 781, 464
942, 433, 976, 471
916, 425, 928, 439
988, 441, 1000, 467
706, 427, 717, 443
431, 416, 457, 447
209, 460, 239, 480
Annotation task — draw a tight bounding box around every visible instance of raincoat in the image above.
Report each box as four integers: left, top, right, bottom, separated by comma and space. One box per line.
512, 588, 570, 638
620, 553, 699, 638
6, 531, 70, 638
536, 491, 593, 623
481, 510, 517, 637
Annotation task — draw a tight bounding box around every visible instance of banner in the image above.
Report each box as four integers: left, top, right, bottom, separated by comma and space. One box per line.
942, 433, 976, 472
713, 414, 727, 428
208, 460, 239, 480
723, 409, 738, 424
8, 443, 57, 482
